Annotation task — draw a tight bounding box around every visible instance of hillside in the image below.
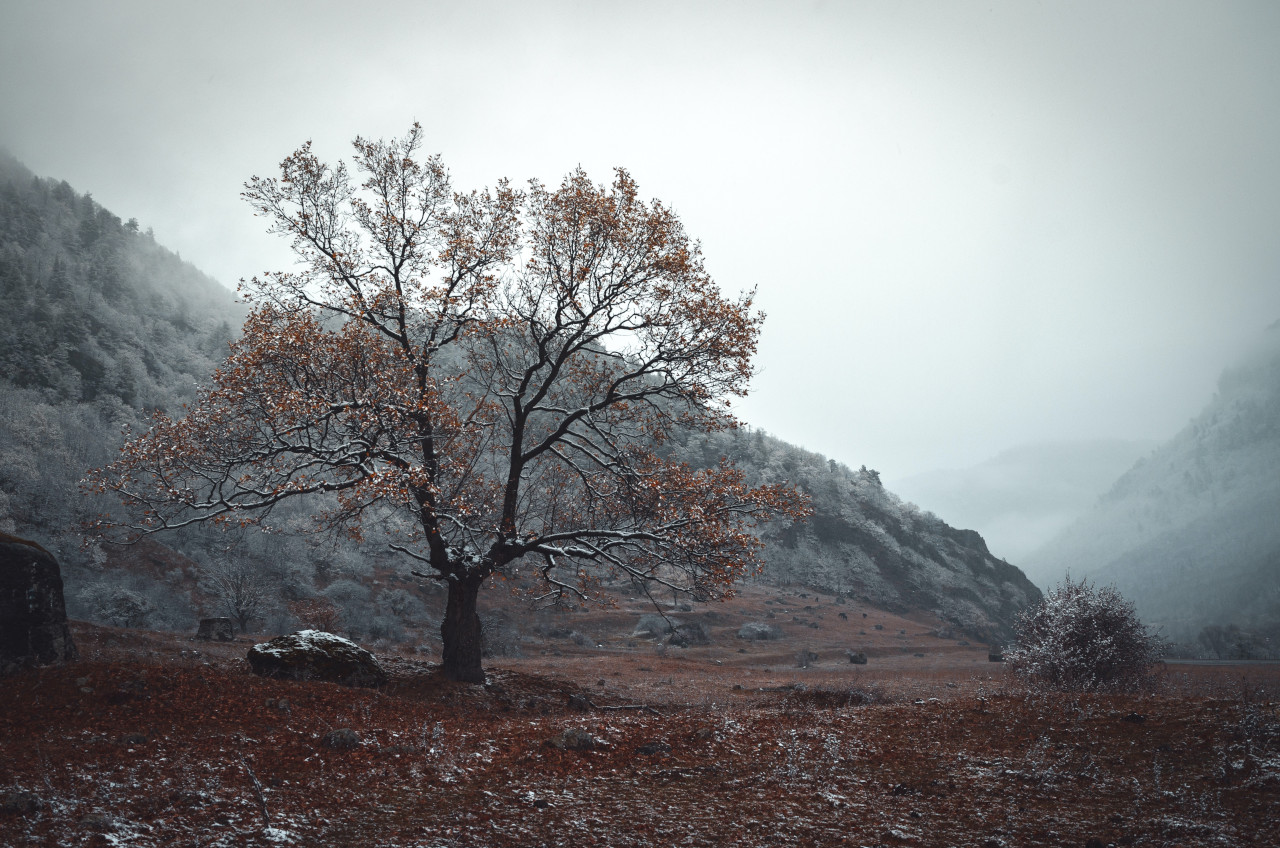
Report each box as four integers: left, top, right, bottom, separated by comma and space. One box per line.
0, 155, 1039, 646
0, 152, 243, 538
1023, 323, 1280, 645
674, 428, 1041, 642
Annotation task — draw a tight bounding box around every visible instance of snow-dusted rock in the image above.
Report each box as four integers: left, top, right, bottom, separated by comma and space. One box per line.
321, 728, 363, 749
246, 630, 386, 688
547, 728, 605, 751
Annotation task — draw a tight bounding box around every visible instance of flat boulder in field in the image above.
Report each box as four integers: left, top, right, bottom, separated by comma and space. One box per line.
0, 532, 77, 673
247, 630, 386, 687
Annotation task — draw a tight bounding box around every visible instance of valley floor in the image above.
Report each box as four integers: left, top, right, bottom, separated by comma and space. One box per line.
2, 623, 1278, 848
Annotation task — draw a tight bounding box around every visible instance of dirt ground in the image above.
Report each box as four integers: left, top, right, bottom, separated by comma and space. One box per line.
2, 602, 1278, 848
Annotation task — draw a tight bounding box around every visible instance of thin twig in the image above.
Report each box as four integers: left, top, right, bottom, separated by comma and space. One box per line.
239, 752, 270, 828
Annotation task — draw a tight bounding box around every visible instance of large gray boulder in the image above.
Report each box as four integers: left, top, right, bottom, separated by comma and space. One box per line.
247, 630, 386, 687
1, 532, 77, 673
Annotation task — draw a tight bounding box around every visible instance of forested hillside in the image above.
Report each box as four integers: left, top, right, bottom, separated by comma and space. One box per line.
0, 152, 242, 536
0, 155, 1039, 644
1024, 323, 1280, 649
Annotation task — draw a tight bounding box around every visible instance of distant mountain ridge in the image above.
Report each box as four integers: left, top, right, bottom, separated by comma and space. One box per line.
1023, 323, 1280, 643
889, 439, 1156, 565
0, 154, 1041, 644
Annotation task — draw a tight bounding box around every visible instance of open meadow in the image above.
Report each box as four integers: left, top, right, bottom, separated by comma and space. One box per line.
2, 587, 1278, 847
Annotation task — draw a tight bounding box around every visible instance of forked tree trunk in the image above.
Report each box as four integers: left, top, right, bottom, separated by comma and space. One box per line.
440, 573, 485, 683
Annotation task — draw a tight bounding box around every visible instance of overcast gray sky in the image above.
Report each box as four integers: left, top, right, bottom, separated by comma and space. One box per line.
3, 0, 1278, 481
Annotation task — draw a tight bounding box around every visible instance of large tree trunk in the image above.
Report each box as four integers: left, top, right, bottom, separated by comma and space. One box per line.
440, 573, 485, 683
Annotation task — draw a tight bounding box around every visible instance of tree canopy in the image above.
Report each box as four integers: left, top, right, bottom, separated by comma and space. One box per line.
89, 125, 808, 681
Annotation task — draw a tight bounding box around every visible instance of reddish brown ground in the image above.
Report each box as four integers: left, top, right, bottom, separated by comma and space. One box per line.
2, 592, 1278, 847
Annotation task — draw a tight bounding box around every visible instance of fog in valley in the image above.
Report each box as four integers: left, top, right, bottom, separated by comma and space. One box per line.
3, 1, 1280, 642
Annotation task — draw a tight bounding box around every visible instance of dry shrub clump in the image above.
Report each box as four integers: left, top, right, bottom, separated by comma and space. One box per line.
1007, 576, 1162, 692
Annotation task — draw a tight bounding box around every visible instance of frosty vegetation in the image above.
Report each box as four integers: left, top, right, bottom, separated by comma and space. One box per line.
1007, 576, 1163, 692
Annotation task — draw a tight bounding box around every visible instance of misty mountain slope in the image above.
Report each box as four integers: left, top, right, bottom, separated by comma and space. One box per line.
674, 428, 1043, 642
0, 152, 243, 540
0, 151, 242, 409
1023, 324, 1280, 641
889, 439, 1155, 565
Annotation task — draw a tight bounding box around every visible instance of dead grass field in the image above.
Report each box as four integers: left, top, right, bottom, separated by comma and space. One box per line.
2, 592, 1279, 847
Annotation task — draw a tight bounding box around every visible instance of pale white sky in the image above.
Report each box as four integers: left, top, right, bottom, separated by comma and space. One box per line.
3, 0, 1278, 480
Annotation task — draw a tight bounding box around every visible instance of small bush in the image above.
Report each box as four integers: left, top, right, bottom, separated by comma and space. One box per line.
632, 614, 673, 639
738, 621, 782, 641
1007, 576, 1161, 692
482, 615, 523, 657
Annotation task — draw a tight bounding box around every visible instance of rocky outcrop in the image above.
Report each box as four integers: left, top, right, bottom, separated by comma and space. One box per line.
1, 532, 77, 673
246, 630, 386, 687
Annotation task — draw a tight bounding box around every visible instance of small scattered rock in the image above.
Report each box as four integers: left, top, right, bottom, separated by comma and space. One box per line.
78, 813, 115, 832
321, 728, 362, 750
737, 622, 782, 641
0, 790, 43, 815
846, 651, 868, 665
635, 740, 672, 756
1121, 712, 1146, 724
547, 728, 603, 751
667, 622, 710, 647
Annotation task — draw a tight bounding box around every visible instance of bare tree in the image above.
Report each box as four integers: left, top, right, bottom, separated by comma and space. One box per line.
88, 125, 808, 682
199, 559, 272, 634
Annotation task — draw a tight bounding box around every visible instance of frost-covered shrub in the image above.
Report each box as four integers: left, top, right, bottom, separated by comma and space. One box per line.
482, 616, 523, 658
287, 597, 342, 632
1007, 577, 1161, 691
738, 621, 782, 641
632, 614, 674, 639
76, 581, 155, 628
378, 587, 429, 623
